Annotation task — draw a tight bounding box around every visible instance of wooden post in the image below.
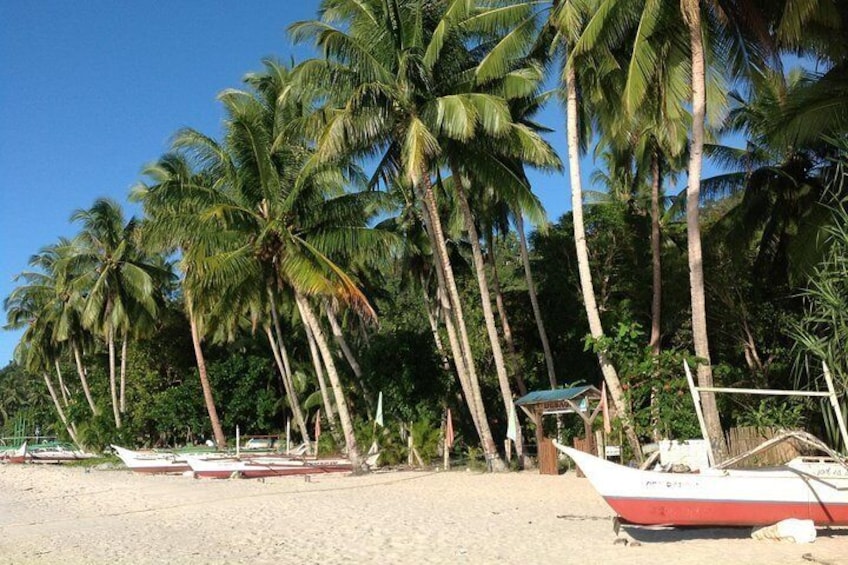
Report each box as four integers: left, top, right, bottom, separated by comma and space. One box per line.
823, 362, 848, 453
443, 442, 450, 470
684, 360, 716, 466
408, 434, 414, 466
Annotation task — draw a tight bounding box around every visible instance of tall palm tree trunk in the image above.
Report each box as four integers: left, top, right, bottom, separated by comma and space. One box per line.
486, 230, 527, 397
268, 292, 310, 446
107, 326, 122, 428
325, 304, 374, 413
516, 213, 557, 388
299, 302, 338, 431
565, 64, 642, 462
42, 372, 80, 447
265, 326, 311, 446
119, 333, 128, 414
420, 280, 452, 374
418, 172, 500, 465
54, 360, 70, 406
649, 153, 663, 355
72, 342, 98, 415
683, 0, 727, 461
415, 202, 483, 441
649, 152, 664, 442
453, 171, 524, 461
295, 293, 361, 467
186, 299, 226, 449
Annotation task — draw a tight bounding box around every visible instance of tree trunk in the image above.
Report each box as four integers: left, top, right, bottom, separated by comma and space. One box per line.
187, 299, 226, 449
295, 293, 361, 467
42, 372, 80, 447
453, 169, 525, 462
649, 153, 663, 355
72, 342, 98, 415
421, 280, 453, 374
54, 359, 69, 407
683, 0, 727, 460
648, 153, 663, 442
487, 228, 527, 397
265, 326, 311, 446
325, 303, 374, 413
565, 64, 643, 462
414, 192, 483, 441
119, 333, 128, 414
516, 213, 557, 388
107, 326, 122, 428
268, 291, 310, 448
299, 301, 338, 431
417, 171, 500, 466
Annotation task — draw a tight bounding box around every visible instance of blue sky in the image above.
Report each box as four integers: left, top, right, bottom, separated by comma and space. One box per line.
0, 1, 676, 365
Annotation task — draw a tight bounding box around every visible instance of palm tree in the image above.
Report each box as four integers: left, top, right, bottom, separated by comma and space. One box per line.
70, 198, 163, 429
135, 152, 237, 449
291, 0, 559, 466
154, 59, 395, 465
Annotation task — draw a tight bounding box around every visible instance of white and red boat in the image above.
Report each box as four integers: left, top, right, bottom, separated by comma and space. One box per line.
111, 445, 199, 474
187, 451, 380, 479
0, 441, 27, 464
555, 442, 848, 526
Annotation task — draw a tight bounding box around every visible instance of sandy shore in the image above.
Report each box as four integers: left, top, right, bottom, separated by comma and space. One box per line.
0, 464, 845, 564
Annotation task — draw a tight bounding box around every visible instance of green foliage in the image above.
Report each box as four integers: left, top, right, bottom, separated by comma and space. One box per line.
586, 322, 700, 440
737, 399, 806, 429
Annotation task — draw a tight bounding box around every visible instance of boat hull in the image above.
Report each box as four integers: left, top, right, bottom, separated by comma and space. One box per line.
188, 457, 356, 479
555, 443, 848, 526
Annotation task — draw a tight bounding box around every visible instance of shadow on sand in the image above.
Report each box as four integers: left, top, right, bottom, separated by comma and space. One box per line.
623, 524, 848, 544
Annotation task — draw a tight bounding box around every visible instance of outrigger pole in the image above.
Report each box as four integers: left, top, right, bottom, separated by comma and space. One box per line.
684, 360, 848, 465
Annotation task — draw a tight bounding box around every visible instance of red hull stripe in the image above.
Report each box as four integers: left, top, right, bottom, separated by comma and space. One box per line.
131, 465, 191, 474
607, 496, 848, 526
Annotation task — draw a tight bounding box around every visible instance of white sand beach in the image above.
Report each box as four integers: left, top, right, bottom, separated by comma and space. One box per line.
0, 465, 845, 564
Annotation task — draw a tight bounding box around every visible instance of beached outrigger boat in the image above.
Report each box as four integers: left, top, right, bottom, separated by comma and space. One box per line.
0, 441, 27, 464
111, 443, 313, 474
27, 442, 96, 463
186, 451, 380, 479
111, 445, 197, 474
553, 361, 848, 527
555, 440, 848, 526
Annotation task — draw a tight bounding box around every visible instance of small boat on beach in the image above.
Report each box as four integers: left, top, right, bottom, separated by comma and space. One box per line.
111, 443, 313, 474
27, 442, 96, 463
0, 441, 27, 464
554, 441, 848, 527
186, 451, 380, 479
111, 445, 199, 474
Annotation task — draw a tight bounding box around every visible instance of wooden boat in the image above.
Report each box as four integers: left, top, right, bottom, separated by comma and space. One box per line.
27, 442, 96, 463
111, 445, 197, 474
554, 442, 848, 526
0, 441, 27, 464
111, 444, 310, 474
186, 451, 380, 479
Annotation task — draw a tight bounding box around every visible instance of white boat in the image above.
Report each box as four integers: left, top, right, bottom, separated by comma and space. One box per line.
27, 442, 96, 463
187, 451, 380, 479
554, 442, 848, 526
0, 441, 27, 464
111, 445, 199, 474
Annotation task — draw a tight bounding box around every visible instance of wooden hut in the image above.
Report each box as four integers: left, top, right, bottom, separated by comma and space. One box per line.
514, 386, 604, 475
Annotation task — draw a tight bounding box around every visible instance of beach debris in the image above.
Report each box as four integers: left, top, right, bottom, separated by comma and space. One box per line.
802, 553, 835, 565
751, 518, 817, 543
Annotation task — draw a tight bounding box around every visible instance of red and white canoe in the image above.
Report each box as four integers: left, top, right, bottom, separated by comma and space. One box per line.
187, 452, 380, 479
0, 441, 27, 464
555, 442, 848, 526
111, 445, 207, 474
